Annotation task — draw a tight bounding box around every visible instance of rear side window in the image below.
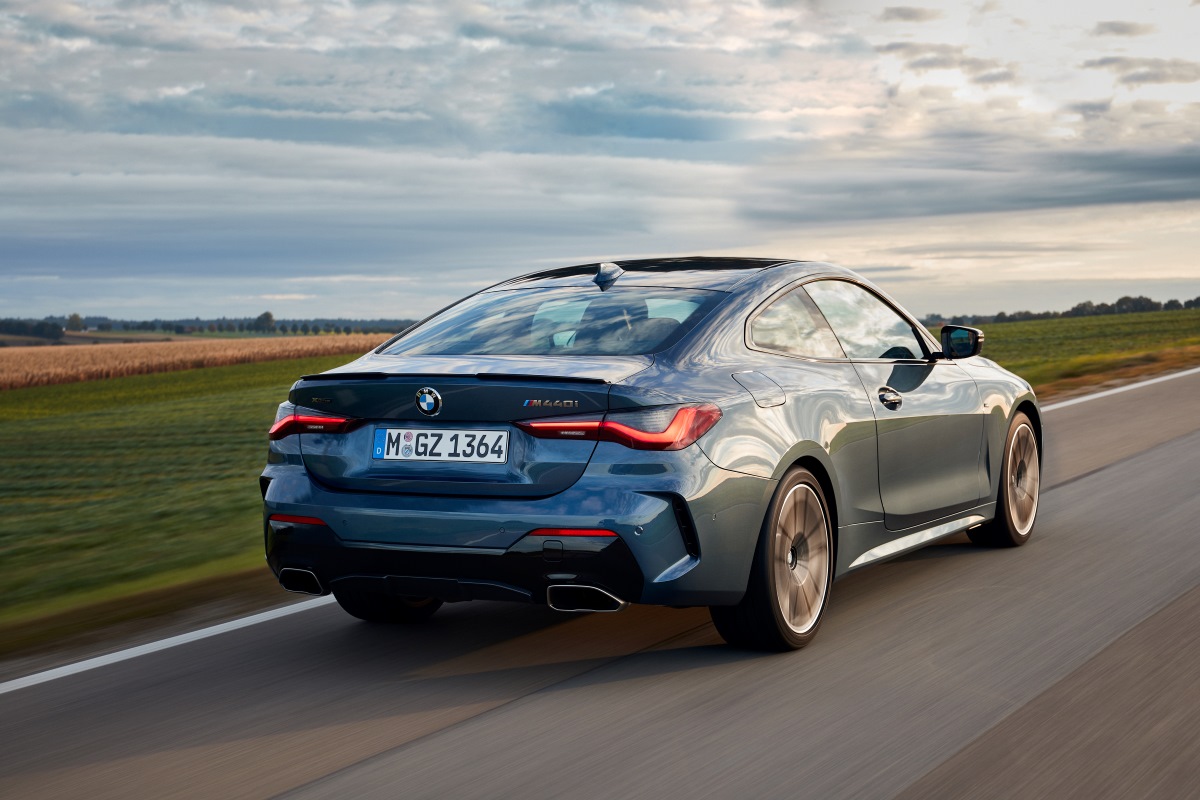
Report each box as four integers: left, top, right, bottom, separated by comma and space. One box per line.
805, 280, 926, 360
750, 290, 845, 358
382, 287, 722, 356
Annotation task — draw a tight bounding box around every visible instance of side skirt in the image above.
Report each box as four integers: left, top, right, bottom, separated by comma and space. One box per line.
835, 502, 997, 576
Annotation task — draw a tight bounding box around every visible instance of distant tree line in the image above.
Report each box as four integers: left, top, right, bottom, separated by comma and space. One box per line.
0, 318, 64, 340
923, 294, 1200, 327
24, 312, 415, 338
10, 294, 1195, 343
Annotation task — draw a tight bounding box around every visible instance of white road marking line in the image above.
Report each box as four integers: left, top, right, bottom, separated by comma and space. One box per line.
0, 595, 335, 696
1042, 365, 1200, 412
4, 364, 1200, 696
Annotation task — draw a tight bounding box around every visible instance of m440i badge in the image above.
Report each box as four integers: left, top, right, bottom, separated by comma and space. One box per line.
523, 399, 580, 409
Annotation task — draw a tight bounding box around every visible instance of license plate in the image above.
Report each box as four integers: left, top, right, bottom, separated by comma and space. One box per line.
372, 428, 509, 464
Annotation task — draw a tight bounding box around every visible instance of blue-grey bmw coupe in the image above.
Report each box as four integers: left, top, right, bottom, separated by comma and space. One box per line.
261, 258, 1041, 650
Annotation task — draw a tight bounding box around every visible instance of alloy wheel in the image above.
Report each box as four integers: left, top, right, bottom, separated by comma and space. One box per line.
773, 483, 831, 635
1006, 422, 1040, 537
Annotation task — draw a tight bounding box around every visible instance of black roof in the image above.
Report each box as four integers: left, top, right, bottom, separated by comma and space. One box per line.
489, 256, 801, 292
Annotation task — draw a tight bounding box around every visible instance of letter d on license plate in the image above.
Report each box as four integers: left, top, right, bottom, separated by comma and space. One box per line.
373, 428, 508, 464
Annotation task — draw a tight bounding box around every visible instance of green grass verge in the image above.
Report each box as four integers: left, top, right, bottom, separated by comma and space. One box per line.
1, 308, 1198, 634
0, 553, 265, 627
963, 307, 1200, 388
0, 354, 351, 624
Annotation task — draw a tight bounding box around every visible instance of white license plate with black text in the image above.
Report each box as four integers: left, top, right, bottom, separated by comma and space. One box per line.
373, 428, 509, 463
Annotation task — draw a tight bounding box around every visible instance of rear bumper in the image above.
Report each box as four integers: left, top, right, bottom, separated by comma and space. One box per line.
261, 442, 774, 606
266, 519, 644, 605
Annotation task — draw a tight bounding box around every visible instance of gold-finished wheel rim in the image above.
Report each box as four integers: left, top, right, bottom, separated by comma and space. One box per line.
773, 483, 831, 634
1006, 423, 1040, 536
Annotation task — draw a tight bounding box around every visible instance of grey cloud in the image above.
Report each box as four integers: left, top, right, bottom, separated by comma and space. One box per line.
0, 89, 458, 148
1061, 99, 1200, 147
882, 242, 1100, 259
972, 69, 1015, 84
0, 92, 89, 130
0, 128, 747, 288
852, 265, 916, 274
15, 14, 198, 51
879, 7, 942, 22
1082, 57, 1200, 85
542, 98, 746, 141
739, 143, 1200, 224
1065, 147, 1200, 182
811, 33, 876, 57
878, 42, 1014, 80
457, 20, 605, 52
0, 207, 625, 278
537, 86, 763, 142
1091, 21, 1156, 37
1067, 100, 1112, 119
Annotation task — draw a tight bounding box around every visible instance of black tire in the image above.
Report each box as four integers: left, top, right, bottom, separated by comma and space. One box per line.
332, 585, 443, 624
709, 466, 834, 651
969, 410, 1040, 548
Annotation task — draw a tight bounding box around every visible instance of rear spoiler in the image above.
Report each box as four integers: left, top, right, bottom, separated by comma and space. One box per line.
297, 372, 609, 385
298, 372, 390, 381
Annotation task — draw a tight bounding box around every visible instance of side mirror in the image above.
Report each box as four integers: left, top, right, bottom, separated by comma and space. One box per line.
940, 325, 985, 359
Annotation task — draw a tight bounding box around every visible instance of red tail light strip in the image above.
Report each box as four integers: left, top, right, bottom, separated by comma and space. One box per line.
528, 527, 617, 537
517, 404, 722, 451
602, 405, 722, 450
517, 419, 603, 437
268, 514, 328, 526
268, 414, 361, 440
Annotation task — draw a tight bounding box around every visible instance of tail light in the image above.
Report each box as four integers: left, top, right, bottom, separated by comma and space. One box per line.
517, 404, 721, 451
527, 527, 617, 537
269, 411, 362, 440
268, 514, 328, 526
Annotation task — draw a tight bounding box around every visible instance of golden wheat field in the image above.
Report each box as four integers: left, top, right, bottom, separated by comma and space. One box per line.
0, 334, 392, 390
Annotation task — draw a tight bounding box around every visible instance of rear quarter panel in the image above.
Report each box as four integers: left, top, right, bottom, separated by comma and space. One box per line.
621, 269, 886, 536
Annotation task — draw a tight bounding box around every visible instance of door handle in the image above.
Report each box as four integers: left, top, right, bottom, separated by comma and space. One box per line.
879, 387, 903, 409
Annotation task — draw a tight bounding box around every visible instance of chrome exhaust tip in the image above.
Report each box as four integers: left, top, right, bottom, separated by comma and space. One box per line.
546, 584, 628, 613
278, 568, 325, 596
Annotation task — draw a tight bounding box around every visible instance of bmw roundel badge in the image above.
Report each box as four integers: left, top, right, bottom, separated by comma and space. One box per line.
415, 387, 442, 416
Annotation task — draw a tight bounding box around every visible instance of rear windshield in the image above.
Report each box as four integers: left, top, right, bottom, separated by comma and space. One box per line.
381, 287, 723, 356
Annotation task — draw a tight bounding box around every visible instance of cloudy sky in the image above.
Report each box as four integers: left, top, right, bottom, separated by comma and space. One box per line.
2, 0, 1199, 320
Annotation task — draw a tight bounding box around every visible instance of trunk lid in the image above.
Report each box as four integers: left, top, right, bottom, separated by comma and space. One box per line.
290, 354, 650, 497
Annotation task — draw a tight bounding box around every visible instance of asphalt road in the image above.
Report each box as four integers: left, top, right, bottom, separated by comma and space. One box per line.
2, 371, 1199, 799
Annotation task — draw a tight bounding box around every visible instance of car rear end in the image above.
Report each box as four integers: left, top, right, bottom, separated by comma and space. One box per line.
260, 274, 771, 611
